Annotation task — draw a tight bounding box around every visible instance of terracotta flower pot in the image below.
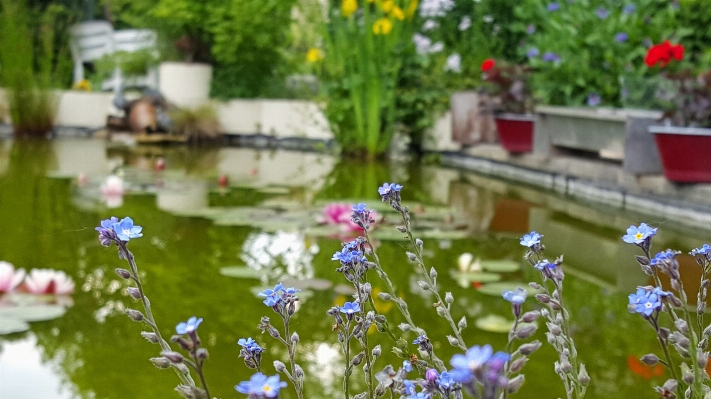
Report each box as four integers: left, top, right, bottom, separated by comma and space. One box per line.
494, 113, 536, 153
649, 125, 711, 182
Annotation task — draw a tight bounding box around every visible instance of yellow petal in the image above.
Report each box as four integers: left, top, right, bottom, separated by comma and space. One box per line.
391, 6, 405, 20
406, 0, 418, 18
381, 0, 394, 13
341, 0, 357, 17
373, 17, 393, 35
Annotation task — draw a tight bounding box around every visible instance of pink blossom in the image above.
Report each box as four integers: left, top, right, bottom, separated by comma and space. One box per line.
320, 203, 379, 233
0, 261, 25, 293
24, 269, 75, 295
100, 175, 124, 196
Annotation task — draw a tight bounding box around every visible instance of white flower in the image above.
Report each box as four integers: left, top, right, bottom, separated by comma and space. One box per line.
420, 0, 455, 17
100, 175, 124, 196
413, 33, 433, 55
429, 41, 444, 53
459, 16, 471, 31
24, 269, 75, 295
444, 53, 462, 73
422, 19, 438, 31
0, 261, 25, 293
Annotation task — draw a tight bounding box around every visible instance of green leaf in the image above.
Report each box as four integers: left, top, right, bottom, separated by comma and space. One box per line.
475, 314, 514, 333
0, 316, 29, 335
476, 282, 541, 297
0, 305, 66, 322
479, 260, 521, 273
219, 266, 261, 279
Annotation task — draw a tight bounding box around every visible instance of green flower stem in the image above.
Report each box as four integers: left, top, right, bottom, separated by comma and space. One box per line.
343, 319, 351, 399
281, 314, 304, 399
118, 242, 194, 387
396, 208, 468, 351
354, 284, 375, 399
502, 315, 521, 399
363, 230, 446, 371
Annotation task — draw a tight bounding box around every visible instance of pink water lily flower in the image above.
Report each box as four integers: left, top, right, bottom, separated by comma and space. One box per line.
320, 203, 379, 233
100, 175, 124, 196
0, 261, 26, 293
24, 269, 75, 295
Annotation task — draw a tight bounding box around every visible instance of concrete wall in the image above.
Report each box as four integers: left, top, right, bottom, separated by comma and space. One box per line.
0, 89, 333, 140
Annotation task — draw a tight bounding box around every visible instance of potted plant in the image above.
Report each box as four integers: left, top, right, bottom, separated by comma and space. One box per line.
644, 40, 711, 182
481, 58, 536, 153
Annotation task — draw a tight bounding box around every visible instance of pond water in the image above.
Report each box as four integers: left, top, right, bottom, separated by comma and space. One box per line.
0, 138, 707, 399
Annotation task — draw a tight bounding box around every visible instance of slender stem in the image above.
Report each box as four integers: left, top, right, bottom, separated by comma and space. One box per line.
118, 242, 194, 386
195, 360, 211, 399
502, 316, 520, 399
282, 314, 304, 399
651, 317, 679, 382
344, 319, 351, 399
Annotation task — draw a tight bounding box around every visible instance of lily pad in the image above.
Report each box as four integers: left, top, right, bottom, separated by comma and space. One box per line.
476, 282, 541, 297
219, 266, 262, 279
0, 316, 30, 335
281, 278, 333, 291
0, 305, 66, 322
256, 186, 291, 195
449, 270, 502, 283
475, 314, 514, 333
334, 284, 356, 295
480, 260, 521, 273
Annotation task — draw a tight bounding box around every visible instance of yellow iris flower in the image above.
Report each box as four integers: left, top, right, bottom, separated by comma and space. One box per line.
381, 0, 394, 12
390, 6, 405, 20
306, 48, 324, 62
341, 0, 357, 17
372, 17, 393, 35
73, 79, 92, 91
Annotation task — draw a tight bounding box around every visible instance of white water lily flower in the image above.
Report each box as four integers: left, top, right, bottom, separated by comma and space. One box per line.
0, 261, 25, 293
24, 269, 75, 295
100, 175, 124, 196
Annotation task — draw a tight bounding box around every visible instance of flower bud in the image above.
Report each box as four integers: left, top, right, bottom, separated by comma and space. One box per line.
546, 332, 556, 345
126, 287, 142, 299
150, 357, 171, 369
458, 316, 467, 330
161, 351, 184, 364
397, 226, 407, 233
560, 358, 573, 373
125, 308, 144, 322
519, 340, 542, 355
686, 387, 692, 399
436, 306, 447, 317
415, 239, 423, 249
378, 292, 392, 301
541, 308, 550, 318
398, 323, 411, 332
507, 375, 525, 393
515, 325, 537, 339
294, 364, 304, 379
417, 281, 430, 290
522, 311, 540, 323
445, 292, 454, 304
659, 327, 671, 340
529, 282, 542, 290
535, 294, 551, 303
196, 348, 209, 360
675, 319, 689, 335
578, 364, 590, 386
547, 322, 562, 336
429, 267, 437, 280
266, 324, 280, 338
375, 386, 386, 397
288, 302, 296, 316
640, 353, 659, 366
698, 348, 708, 369
351, 352, 365, 366
406, 252, 417, 262
426, 368, 438, 382
683, 371, 694, 384
115, 268, 131, 279
274, 360, 287, 373
141, 331, 159, 344
447, 335, 460, 347
372, 345, 381, 358
510, 357, 528, 373
291, 332, 300, 344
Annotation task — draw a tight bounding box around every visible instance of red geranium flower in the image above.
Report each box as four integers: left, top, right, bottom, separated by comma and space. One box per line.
481, 58, 495, 72
645, 40, 684, 68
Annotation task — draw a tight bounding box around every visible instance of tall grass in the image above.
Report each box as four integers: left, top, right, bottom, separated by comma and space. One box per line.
0, 0, 67, 138
319, 0, 416, 158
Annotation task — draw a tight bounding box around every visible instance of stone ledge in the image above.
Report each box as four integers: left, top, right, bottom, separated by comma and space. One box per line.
440, 149, 711, 231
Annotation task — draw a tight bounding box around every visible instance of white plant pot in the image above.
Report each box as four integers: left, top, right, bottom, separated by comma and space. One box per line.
158, 62, 212, 107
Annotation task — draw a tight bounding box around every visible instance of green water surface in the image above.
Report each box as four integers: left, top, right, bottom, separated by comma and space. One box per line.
0, 138, 704, 399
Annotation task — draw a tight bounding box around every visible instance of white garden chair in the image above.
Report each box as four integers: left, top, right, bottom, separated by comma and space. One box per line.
70, 21, 158, 91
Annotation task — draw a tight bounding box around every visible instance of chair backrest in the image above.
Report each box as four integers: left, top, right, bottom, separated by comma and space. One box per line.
69, 21, 114, 62
113, 29, 157, 53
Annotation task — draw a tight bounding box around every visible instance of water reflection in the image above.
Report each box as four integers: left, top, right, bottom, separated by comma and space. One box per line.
0, 138, 707, 399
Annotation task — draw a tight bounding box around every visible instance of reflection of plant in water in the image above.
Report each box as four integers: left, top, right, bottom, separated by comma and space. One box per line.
241, 232, 317, 284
